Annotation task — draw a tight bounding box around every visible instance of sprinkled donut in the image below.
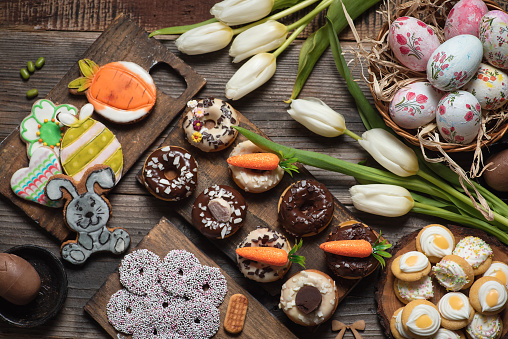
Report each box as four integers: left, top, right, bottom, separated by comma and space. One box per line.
141, 146, 198, 201
119, 249, 162, 296
173, 299, 221, 339
182, 98, 239, 152
107, 289, 145, 334
185, 265, 228, 307
192, 185, 247, 239
159, 250, 200, 297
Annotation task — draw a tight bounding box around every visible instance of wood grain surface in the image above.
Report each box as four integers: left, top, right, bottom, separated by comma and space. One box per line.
85, 217, 297, 339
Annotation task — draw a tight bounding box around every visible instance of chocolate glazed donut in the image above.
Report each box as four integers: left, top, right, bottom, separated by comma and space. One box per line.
278, 179, 334, 237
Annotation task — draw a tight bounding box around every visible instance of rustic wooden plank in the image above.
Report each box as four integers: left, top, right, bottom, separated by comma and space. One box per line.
84, 217, 298, 339
0, 15, 206, 242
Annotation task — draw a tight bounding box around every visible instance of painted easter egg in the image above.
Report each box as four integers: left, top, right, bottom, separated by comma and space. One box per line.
389, 82, 442, 129
427, 34, 483, 91
59, 104, 123, 183
464, 63, 508, 110
436, 91, 481, 144
444, 0, 488, 40
479, 10, 508, 69
389, 16, 440, 72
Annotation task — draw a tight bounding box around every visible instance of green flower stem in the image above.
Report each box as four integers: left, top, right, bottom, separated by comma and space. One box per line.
149, 18, 218, 37
342, 128, 361, 140
273, 23, 308, 58
286, 0, 333, 31
413, 202, 508, 245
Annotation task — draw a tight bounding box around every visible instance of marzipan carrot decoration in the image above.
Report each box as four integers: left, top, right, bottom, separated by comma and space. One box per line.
236, 239, 305, 267
227, 151, 299, 176
68, 59, 156, 124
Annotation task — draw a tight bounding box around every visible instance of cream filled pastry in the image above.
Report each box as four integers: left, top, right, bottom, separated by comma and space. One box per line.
399, 251, 430, 273
432, 256, 473, 291
484, 262, 508, 289
395, 276, 434, 304
452, 236, 493, 274
418, 225, 455, 261
438, 292, 472, 321
432, 328, 462, 339
405, 302, 441, 337
466, 313, 502, 339
478, 280, 507, 313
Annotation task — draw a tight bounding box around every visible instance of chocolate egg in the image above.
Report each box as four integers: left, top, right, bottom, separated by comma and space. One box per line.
427, 34, 483, 91
479, 10, 508, 69
0, 253, 41, 305
389, 16, 440, 72
389, 82, 442, 129
465, 63, 508, 110
436, 91, 481, 144
444, 0, 488, 40
484, 149, 508, 191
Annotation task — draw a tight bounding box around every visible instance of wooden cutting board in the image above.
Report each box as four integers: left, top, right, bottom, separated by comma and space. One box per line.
376, 224, 508, 338
0, 14, 206, 242
137, 111, 370, 297
84, 217, 298, 339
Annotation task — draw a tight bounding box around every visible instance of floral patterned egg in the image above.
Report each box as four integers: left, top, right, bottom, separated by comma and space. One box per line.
389, 16, 440, 72
427, 34, 483, 91
464, 63, 508, 110
479, 10, 508, 70
444, 0, 488, 40
389, 82, 442, 129
436, 91, 481, 144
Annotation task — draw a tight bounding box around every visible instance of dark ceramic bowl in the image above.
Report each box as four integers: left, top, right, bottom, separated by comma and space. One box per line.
477, 138, 508, 203
0, 245, 68, 327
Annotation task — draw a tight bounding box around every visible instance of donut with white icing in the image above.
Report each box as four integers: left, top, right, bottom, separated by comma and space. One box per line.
182, 98, 239, 152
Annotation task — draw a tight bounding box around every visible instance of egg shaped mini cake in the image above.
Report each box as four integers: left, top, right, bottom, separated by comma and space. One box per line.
402, 300, 441, 338
433, 255, 475, 292
466, 313, 503, 339
416, 224, 456, 263
452, 236, 493, 275
469, 276, 508, 315
483, 261, 508, 289
437, 292, 475, 330
391, 251, 431, 282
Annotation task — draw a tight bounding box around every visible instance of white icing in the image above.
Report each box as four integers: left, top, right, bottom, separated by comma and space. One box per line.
432, 328, 461, 339
399, 251, 429, 273
478, 280, 508, 313
420, 226, 454, 258
437, 292, 471, 321
466, 313, 502, 339
452, 236, 492, 269
396, 276, 434, 302
484, 262, 508, 289
406, 304, 441, 337
432, 259, 469, 291
394, 310, 414, 339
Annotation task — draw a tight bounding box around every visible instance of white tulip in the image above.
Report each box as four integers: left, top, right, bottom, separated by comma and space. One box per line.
287, 98, 346, 137
210, 0, 274, 26
350, 184, 414, 217
225, 53, 276, 100
229, 21, 287, 63
175, 22, 233, 55
358, 128, 419, 177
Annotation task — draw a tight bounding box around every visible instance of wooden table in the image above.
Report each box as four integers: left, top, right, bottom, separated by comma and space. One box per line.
1, 1, 507, 338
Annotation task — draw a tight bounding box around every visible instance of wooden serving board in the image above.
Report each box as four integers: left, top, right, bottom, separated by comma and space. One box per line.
138, 110, 367, 298
0, 14, 205, 242
84, 217, 297, 339
376, 224, 508, 338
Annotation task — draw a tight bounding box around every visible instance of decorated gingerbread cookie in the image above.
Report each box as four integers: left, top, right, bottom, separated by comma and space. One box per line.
44, 165, 131, 265
20, 99, 78, 158
10, 146, 63, 207
58, 103, 123, 184
68, 59, 156, 124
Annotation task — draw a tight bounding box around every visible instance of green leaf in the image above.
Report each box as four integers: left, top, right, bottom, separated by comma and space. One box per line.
78, 59, 98, 79
68, 77, 91, 92
288, 239, 306, 268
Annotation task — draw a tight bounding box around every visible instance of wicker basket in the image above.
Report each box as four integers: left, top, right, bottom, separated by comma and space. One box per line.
368, 0, 508, 152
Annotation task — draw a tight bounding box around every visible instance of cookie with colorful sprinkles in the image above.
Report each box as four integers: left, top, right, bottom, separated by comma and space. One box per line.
159, 250, 200, 297
452, 236, 493, 276
393, 276, 434, 304
465, 313, 503, 339
119, 249, 162, 296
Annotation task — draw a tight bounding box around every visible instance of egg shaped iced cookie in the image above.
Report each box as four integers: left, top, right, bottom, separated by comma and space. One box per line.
444, 0, 488, 40
402, 300, 441, 338
389, 82, 442, 129
416, 224, 456, 263
436, 91, 481, 144
480, 11, 508, 70
389, 17, 440, 72
469, 276, 508, 315
465, 63, 508, 110
391, 251, 431, 282
438, 292, 475, 330
483, 262, 508, 289
427, 35, 483, 91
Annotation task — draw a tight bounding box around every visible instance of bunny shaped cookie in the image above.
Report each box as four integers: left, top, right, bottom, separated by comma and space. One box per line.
45, 164, 130, 265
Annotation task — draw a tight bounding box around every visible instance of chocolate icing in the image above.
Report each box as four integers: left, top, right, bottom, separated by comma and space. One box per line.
295, 285, 322, 314
325, 223, 379, 279
278, 179, 334, 237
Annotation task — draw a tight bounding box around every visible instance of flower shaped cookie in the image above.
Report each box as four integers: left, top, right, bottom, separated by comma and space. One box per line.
20, 99, 78, 158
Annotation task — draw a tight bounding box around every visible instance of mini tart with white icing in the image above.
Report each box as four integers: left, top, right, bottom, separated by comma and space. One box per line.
391, 251, 431, 282
432, 328, 465, 339
483, 261, 508, 289
465, 313, 503, 339
437, 292, 475, 330
469, 276, 508, 315
416, 224, 455, 263
236, 227, 291, 282
394, 276, 434, 304
401, 300, 441, 339
452, 236, 493, 276
432, 255, 474, 292
279, 269, 338, 326
182, 98, 239, 152
390, 307, 414, 339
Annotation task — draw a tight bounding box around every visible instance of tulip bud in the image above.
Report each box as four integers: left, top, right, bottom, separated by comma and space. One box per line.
175, 22, 233, 55
225, 53, 276, 100
350, 184, 414, 217
287, 98, 346, 137
211, 0, 274, 26
358, 128, 419, 177
229, 21, 287, 63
